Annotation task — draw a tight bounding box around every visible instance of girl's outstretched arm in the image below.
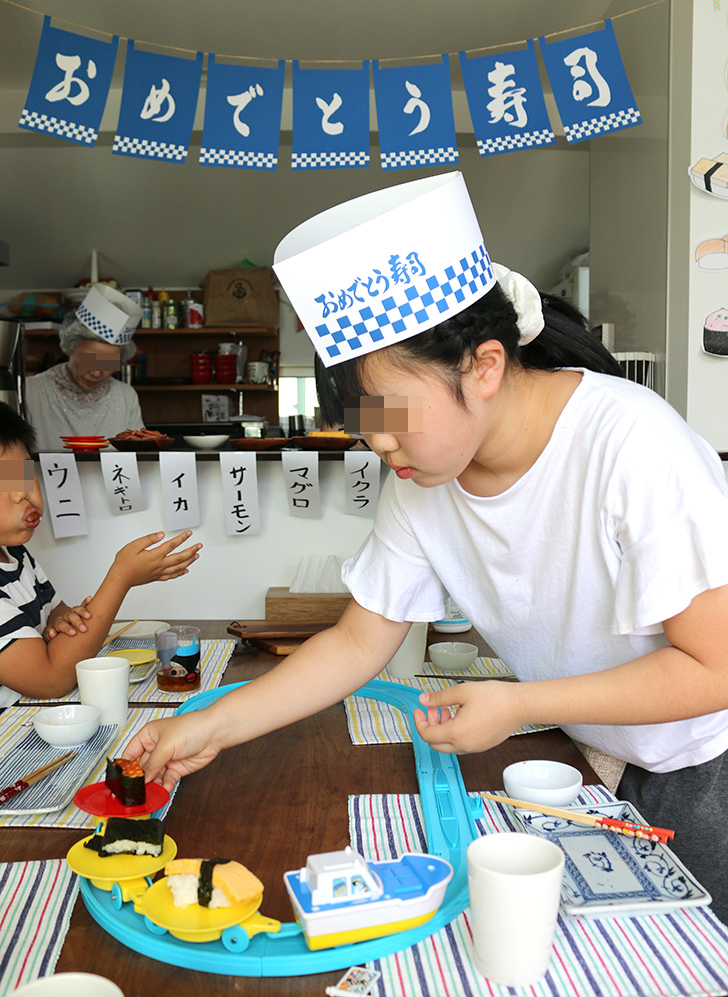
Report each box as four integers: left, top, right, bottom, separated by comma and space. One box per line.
123, 599, 411, 791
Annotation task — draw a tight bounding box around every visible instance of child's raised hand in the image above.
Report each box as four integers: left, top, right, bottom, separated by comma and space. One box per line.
109, 531, 202, 588
413, 681, 524, 754
43, 596, 93, 641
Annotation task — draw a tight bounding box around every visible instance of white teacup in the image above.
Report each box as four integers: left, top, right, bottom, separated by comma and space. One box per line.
467, 832, 564, 985
12, 973, 125, 996
75, 656, 130, 729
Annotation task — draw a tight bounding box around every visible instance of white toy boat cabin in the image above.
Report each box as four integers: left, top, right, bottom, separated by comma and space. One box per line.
284, 845, 453, 950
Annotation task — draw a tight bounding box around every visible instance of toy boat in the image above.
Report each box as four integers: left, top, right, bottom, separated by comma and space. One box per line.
284, 846, 453, 950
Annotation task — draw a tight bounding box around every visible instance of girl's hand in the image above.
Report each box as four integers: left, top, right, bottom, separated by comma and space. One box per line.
110, 531, 202, 588
413, 680, 525, 754
122, 713, 222, 793
43, 596, 93, 640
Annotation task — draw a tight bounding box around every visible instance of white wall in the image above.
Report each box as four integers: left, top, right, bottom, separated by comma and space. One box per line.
31, 457, 376, 620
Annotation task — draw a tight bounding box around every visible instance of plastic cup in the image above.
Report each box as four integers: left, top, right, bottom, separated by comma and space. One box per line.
156, 625, 201, 693
75, 656, 129, 729
466, 833, 564, 985
385, 622, 427, 678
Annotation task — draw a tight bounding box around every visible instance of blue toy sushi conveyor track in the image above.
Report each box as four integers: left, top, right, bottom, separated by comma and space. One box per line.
79, 680, 481, 977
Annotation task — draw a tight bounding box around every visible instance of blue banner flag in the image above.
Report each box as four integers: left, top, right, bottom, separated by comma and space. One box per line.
19, 15, 118, 147
291, 62, 370, 170
113, 42, 203, 163
459, 40, 555, 157
200, 56, 285, 170
372, 56, 458, 171
538, 20, 641, 144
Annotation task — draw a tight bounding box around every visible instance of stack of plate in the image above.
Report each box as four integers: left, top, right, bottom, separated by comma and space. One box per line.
60, 435, 109, 453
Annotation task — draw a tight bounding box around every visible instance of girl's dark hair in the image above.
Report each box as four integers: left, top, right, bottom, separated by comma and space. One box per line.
0, 402, 37, 454
315, 282, 623, 426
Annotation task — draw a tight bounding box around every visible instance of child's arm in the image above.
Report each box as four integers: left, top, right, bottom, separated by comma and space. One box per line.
43, 596, 93, 639
122, 600, 412, 791
0, 530, 201, 699
413, 582, 728, 753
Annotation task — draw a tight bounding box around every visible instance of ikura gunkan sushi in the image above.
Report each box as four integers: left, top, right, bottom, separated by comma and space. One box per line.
84, 816, 165, 857
105, 757, 145, 807
164, 859, 264, 909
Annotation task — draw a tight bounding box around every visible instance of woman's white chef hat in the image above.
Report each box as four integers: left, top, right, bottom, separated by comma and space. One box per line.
273, 172, 499, 369
75, 284, 142, 347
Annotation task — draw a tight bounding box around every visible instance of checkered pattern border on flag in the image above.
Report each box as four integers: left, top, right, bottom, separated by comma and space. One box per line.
565, 106, 641, 143
199, 148, 278, 169
292, 150, 369, 170
478, 128, 554, 156
112, 135, 188, 162
380, 146, 459, 170
315, 242, 493, 362
18, 110, 98, 145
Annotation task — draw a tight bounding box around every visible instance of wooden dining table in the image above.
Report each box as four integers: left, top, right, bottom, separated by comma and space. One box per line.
0, 621, 597, 997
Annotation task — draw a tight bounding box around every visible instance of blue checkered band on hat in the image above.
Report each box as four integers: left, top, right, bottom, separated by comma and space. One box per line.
477, 128, 555, 156
565, 107, 642, 143
292, 150, 370, 170
313, 244, 494, 362
199, 147, 278, 170
112, 134, 188, 162
380, 147, 459, 170
19, 109, 97, 145
76, 303, 124, 344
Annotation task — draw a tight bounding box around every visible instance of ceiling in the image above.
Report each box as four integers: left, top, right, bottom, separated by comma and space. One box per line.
0, 0, 654, 90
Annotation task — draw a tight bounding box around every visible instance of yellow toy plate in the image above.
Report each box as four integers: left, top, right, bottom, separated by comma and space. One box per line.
66, 833, 177, 890
106, 649, 158, 684
140, 878, 278, 943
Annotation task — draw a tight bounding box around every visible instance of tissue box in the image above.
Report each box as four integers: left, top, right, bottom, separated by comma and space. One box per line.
265, 587, 351, 623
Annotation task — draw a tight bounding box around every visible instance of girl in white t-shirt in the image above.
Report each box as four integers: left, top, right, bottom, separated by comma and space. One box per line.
125, 174, 728, 920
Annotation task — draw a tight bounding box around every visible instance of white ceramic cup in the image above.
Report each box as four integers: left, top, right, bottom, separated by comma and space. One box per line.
466, 832, 564, 986
247, 361, 269, 383
75, 656, 130, 729
386, 622, 428, 678
12, 973, 124, 996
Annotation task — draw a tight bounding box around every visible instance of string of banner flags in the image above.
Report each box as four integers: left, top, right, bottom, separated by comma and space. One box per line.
18, 11, 645, 171
38, 450, 382, 540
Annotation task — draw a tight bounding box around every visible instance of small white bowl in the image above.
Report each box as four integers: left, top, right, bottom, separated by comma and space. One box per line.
33, 704, 101, 747
502, 760, 583, 807
428, 641, 479, 672
183, 435, 229, 450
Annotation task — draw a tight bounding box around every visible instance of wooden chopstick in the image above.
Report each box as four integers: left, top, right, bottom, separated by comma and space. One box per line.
23, 750, 77, 786
480, 792, 675, 844
101, 619, 139, 648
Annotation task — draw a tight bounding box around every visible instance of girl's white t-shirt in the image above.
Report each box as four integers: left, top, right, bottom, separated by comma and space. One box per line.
342, 370, 728, 773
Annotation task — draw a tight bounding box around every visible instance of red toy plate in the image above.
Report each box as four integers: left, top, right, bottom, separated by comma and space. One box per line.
74, 780, 170, 817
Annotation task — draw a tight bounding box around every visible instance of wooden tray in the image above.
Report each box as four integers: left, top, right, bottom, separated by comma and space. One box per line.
227, 621, 334, 640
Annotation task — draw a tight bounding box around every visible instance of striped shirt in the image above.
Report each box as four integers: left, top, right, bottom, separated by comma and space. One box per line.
0, 546, 60, 707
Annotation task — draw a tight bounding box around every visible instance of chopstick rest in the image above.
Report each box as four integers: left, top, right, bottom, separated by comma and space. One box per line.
480, 792, 675, 844
0, 751, 77, 805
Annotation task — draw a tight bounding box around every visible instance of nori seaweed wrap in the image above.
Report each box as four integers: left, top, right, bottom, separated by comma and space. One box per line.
105, 757, 146, 807
84, 816, 165, 857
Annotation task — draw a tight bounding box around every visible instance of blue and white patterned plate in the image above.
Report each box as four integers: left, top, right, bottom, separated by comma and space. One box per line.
514, 801, 712, 917
0, 725, 117, 815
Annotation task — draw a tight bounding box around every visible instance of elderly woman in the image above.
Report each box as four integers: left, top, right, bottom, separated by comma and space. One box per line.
24, 285, 144, 451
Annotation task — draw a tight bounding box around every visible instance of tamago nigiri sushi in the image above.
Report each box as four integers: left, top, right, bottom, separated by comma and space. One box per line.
164, 858, 264, 909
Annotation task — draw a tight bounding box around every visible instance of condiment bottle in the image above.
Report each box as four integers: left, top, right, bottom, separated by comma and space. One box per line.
141, 295, 152, 329
181, 290, 194, 329
163, 298, 178, 329
151, 292, 161, 329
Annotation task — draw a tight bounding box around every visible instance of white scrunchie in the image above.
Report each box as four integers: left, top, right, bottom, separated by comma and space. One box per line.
492, 262, 544, 347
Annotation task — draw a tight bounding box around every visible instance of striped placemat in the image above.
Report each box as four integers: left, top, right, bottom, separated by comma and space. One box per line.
418, 655, 515, 680
345, 661, 552, 745
19, 639, 235, 705
0, 860, 79, 997
0, 705, 179, 829
349, 786, 728, 997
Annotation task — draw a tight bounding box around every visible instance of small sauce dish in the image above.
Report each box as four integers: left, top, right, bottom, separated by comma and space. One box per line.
428, 641, 479, 672
502, 759, 583, 807
33, 704, 101, 747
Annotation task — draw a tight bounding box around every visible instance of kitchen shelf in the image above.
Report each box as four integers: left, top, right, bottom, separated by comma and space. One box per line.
133, 326, 277, 336
133, 383, 275, 392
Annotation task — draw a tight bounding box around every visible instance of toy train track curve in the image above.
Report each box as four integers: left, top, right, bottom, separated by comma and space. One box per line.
78, 679, 480, 977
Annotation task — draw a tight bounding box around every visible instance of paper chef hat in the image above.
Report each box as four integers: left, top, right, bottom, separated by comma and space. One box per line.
75, 284, 142, 347
273, 172, 496, 367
